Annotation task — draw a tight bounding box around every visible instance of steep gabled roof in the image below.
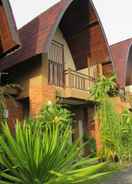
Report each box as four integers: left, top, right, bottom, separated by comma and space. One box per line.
111, 38, 132, 88
0, 0, 72, 71
0, 0, 20, 56
0, 0, 110, 71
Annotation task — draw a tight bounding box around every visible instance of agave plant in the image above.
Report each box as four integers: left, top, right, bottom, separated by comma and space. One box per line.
0, 120, 111, 184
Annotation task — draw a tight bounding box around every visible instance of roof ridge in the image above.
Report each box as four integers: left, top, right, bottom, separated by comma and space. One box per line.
18, 1, 62, 31
110, 37, 132, 47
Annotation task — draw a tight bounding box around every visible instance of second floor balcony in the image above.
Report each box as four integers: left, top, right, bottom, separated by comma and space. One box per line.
48, 41, 97, 100
64, 68, 95, 100
65, 68, 95, 91
48, 59, 96, 100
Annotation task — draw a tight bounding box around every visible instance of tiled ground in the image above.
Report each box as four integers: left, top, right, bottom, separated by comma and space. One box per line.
102, 167, 132, 184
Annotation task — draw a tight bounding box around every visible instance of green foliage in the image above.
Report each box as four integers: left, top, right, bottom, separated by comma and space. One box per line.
118, 109, 132, 162
83, 134, 96, 157
97, 97, 121, 161
0, 120, 111, 184
38, 103, 72, 127
0, 87, 7, 121
90, 75, 117, 101
90, 75, 132, 163
98, 98, 132, 163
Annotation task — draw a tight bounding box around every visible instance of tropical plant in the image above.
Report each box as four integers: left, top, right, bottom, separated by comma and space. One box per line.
0, 86, 6, 121
90, 75, 132, 163
38, 103, 72, 127
118, 109, 132, 162
97, 97, 120, 161
0, 120, 112, 184
83, 133, 96, 157
90, 75, 117, 101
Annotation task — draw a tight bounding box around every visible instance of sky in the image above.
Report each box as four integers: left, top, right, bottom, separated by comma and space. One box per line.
9, 0, 132, 45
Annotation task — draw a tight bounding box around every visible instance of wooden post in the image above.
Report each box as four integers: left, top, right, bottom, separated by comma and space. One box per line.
87, 56, 91, 89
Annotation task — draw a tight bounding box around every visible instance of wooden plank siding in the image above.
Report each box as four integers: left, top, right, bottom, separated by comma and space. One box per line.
102, 62, 113, 77
60, 0, 110, 70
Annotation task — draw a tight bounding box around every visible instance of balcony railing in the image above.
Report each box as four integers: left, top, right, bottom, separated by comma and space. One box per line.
65, 68, 95, 91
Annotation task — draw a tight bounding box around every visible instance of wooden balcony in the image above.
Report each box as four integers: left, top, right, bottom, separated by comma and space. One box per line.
64, 68, 95, 100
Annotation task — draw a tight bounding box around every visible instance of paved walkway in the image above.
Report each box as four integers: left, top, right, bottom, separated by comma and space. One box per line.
102, 167, 132, 184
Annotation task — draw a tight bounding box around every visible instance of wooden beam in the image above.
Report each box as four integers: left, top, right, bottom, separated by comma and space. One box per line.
67, 20, 98, 40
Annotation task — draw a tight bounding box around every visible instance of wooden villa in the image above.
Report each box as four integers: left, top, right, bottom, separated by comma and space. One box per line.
1, 0, 129, 150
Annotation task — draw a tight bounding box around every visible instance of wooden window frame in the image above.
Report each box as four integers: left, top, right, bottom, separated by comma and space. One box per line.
48, 40, 64, 87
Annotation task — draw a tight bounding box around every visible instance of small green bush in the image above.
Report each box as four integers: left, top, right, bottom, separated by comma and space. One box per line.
38, 103, 72, 127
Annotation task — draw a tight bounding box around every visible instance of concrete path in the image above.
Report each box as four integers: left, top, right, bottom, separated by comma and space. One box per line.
102, 167, 132, 184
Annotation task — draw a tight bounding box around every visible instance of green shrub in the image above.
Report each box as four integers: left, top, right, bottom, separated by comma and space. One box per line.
38, 103, 72, 127
90, 75, 132, 163
118, 109, 132, 162
90, 75, 117, 101
0, 120, 111, 184
98, 97, 121, 161
99, 98, 132, 163
83, 134, 96, 157
0, 87, 6, 121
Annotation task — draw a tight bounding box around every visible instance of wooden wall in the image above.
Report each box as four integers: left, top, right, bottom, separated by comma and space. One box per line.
60, 0, 110, 70
102, 62, 113, 76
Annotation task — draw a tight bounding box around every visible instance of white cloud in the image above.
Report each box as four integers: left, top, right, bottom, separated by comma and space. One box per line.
9, 0, 132, 45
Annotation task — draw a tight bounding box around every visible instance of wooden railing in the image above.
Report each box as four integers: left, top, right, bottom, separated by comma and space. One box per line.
65, 68, 95, 91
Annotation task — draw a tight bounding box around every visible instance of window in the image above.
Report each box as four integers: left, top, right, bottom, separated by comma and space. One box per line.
48, 40, 64, 87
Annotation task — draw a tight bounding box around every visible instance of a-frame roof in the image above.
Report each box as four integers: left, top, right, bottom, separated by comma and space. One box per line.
111, 38, 132, 88
0, 0, 110, 71
0, 0, 20, 56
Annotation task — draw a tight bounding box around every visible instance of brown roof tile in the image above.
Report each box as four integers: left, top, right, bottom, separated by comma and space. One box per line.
111, 38, 132, 88
0, 0, 109, 72
0, 1, 63, 70
0, 0, 20, 56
